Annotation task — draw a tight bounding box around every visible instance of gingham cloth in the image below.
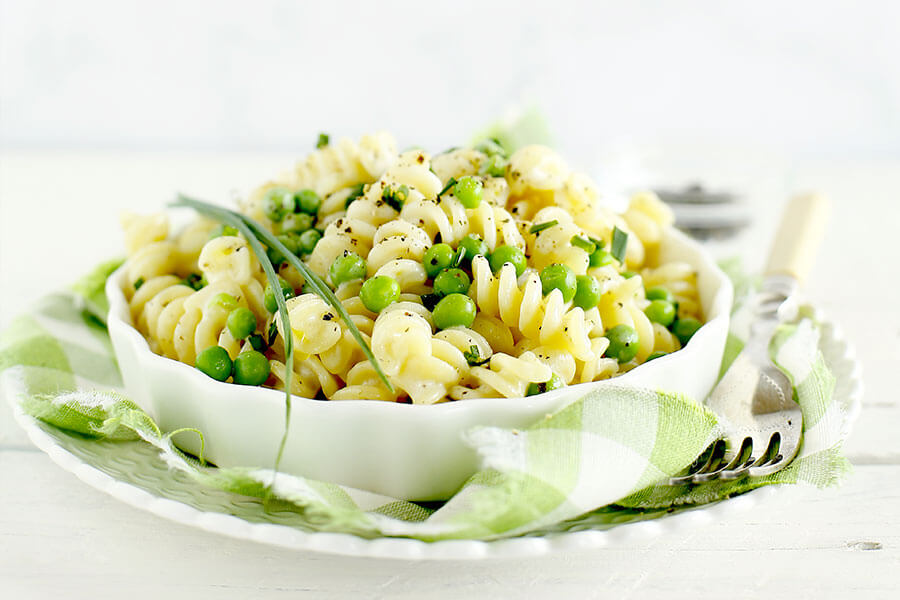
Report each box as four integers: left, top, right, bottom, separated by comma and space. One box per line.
0, 261, 853, 541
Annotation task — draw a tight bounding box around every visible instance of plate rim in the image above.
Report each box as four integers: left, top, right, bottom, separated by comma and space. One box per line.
7, 308, 862, 560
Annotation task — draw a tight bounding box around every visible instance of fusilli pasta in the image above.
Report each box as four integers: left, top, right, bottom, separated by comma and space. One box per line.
119, 133, 705, 402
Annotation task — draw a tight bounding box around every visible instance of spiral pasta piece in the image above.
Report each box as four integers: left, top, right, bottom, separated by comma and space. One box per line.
371, 309, 461, 405
291, 132, 397, 197
468, 256, 594, 360
469, 352, 553, 398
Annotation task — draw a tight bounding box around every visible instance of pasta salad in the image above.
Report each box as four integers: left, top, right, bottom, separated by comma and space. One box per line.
119, 133, 704, 404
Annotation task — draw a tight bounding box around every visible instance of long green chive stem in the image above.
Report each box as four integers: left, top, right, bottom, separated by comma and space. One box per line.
170, 197, 296, 478
172, 195, 392, 392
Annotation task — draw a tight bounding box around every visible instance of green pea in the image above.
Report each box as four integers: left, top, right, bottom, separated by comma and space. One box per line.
672, 318, 702, 345
267, 233, 301, 265
298, 229, 322, 255
280, 232, 302, 254
526, 373, 564, 396
281, 212, 314, 234
195, 346, 233, 381
360, 276, 401, 312
232, 350, 270, 386
488, 245, 527, 277
294, 189, 322, 215
329, 251, 367, 286
540, 264, 577, 302
646, 351, 668, 362
458, 234, 488, 265
454, 176, 484, 209
573, 275, 601, 310
211, 292, 239, 310
262, 187, 294, 222
604, 324, 640, 363
646, 287, 674, 303
589, 248, 615, 268
433, 268, 471, 296
480, 154, 507, 178
423, 243, 455, 278
226, 307, 257, 340
264, 277, 295, 313
209, 224, 238, 240
645, 299, 676, 326
432, 293, 477, 329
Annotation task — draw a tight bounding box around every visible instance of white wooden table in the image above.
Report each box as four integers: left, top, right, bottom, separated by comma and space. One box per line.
1, 154, 898, 598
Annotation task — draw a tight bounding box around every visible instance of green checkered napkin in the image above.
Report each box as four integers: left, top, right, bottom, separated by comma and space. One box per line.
0, 260, 853, 541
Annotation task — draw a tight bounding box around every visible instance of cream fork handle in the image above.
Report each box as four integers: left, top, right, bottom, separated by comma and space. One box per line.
764, 193, 830, 285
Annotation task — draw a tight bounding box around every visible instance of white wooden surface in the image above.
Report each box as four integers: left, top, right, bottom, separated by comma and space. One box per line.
1, 154, 898, 598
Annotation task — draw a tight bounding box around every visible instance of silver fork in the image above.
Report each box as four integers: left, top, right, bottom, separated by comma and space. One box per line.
669, 194, 829, 485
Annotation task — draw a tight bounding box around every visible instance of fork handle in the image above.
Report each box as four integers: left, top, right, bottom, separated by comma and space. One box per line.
764, 193, 830, 285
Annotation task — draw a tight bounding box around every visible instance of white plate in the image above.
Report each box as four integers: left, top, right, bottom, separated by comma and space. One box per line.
9, 310, 861, 560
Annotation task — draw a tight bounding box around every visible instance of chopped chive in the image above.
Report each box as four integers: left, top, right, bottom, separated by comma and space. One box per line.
133, 277, 145, 290
248, 333, 267, 352
452, 246, 466, 267
382, 184, 409, 211
463, 344, 490, 366
529, 220, 558, 234
182, 273, 205, 290
570, 235, 596, 254
345, 183, 365, 208
316, 133, 330, 149
611, 226, 629, 263
438, 177, 458, 199
588, 236, 605, 249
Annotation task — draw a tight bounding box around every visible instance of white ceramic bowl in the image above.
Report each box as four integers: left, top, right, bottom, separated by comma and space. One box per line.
107, 227, 733, 500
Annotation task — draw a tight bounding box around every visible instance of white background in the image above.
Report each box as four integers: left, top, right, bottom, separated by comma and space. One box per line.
2, 2, 899, 598
2, 0, 899, 161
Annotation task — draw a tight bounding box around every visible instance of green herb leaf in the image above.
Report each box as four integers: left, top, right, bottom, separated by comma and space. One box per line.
382, 184, 409, 211
345, 183, 366, 208
463, 344, 489, 366
316, 133, 330, 149
570, 235, 596, 254
267, 321, 278, 346
529, 220, 558, 234
182, 273, 205, 290
611, 226, 629, 263
437, 177, 457, 199
133, 277, 145, 290
170, 196, 296, 480
248, 333, 267, 352
452, 246, 466, 267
